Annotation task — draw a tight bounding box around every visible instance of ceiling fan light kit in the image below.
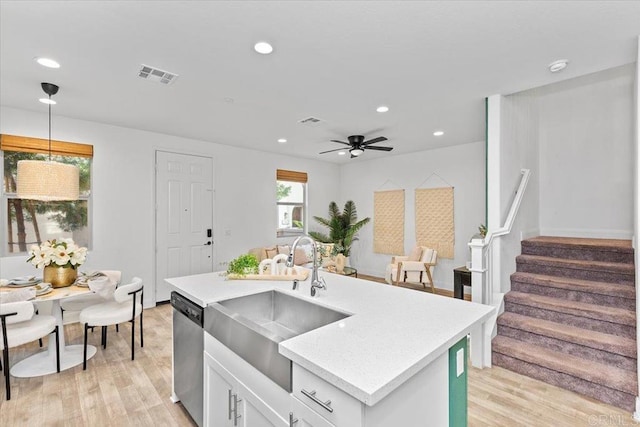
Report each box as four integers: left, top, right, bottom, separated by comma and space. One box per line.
319, 134, 393, 158
16, 82, 80, 201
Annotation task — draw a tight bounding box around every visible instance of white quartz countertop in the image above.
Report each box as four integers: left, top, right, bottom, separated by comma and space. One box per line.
165, 271, 494, 406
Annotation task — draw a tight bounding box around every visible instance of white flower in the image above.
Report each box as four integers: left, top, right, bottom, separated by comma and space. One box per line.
27, 238, 86, 269
52, 247, 71, 267
70, 246, 87, 266
29, 245, 50, 268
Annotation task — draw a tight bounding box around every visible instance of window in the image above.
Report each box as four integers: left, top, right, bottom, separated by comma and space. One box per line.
276, 169, 307, 238
1, 134, 93, 255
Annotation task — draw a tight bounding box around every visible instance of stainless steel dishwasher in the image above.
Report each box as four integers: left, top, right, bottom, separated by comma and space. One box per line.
171, 291, 204, 427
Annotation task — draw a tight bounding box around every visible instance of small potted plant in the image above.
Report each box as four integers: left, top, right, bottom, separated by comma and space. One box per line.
226, 254, 260, 277
27, 238, 87, 288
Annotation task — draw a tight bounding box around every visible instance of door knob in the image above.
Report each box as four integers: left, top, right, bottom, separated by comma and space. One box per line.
203, 241, 212, 246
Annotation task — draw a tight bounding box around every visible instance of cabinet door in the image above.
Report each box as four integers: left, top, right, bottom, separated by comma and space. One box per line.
290, 396, 336, 427
204, 352, 235, 427
236, 379, 288, 427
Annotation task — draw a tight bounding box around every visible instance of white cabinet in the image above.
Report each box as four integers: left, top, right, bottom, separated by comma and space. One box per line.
204, 350, 288, 427
204, 333, 453, 427
289, 354, 450, 427
204, 351, 238, 426
290, 396, 336, 427
290, 365, 361, 426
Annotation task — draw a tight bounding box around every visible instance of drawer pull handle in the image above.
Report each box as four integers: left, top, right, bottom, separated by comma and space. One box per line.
289, 412, 298, 426
233, 393, 242, 426
301, 389, 334, 413
228, 389, 232, 420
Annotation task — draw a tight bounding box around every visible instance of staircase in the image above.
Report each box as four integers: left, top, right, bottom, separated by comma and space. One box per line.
492, 236, 637, 411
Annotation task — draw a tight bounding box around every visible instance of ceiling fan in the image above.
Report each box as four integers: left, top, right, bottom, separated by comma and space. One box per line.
319, 135, 393, 158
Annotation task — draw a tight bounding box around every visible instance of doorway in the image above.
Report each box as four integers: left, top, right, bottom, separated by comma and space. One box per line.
155, 151, 214, 302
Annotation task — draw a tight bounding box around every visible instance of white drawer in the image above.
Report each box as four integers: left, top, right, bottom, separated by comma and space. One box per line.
292, 365, 362, 426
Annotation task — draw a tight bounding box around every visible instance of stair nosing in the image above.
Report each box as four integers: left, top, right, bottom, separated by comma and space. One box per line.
522, 237, 634, 253
516, 254, 635, 273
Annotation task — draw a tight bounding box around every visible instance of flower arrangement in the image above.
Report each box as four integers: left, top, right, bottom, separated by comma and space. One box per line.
27, 238, 87, 269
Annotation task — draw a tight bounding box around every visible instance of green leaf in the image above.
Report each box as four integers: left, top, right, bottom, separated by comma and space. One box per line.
310, 201, 370, 257
227, 254, 259, 276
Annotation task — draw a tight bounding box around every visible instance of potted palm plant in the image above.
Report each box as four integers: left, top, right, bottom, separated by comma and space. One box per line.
309, 201, 370, 262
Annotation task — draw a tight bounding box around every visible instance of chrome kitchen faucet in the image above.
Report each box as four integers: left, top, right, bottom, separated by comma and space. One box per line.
287, 235, 327, 296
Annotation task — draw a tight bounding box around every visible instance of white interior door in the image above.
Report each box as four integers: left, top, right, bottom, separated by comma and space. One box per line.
155, 151, 213, 302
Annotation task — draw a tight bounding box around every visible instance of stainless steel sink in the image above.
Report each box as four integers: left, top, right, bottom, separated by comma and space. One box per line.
204, 290, 350, 391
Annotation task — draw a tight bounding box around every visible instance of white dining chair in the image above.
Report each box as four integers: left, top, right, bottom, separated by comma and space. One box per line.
60, 270, 122, 325
79, 277, 143, 370
1, 301, 60, 400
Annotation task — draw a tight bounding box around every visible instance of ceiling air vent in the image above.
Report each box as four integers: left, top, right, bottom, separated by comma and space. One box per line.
298, 116, 324, 127
138, 64, 179, 85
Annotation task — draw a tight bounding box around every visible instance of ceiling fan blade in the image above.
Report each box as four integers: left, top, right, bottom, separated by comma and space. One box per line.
362, 136, 388, 146
319, 148, 348, 154
364, 145, 393, 151
330, 140, 351, 146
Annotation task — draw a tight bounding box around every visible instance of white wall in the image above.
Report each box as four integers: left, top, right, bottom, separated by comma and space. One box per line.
491, 64, 634, 293
338, 141, 486, 291
0, 106, 339, 306
497, 93, 540, 292
537, 64, 634, 239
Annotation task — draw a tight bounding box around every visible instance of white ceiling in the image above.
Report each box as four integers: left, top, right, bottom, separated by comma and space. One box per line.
1, 1, 639, 163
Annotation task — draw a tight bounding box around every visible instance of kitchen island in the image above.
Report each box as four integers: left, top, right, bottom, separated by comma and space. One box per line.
166, 271, 494, 427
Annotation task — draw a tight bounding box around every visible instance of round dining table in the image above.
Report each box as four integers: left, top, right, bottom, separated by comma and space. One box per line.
9, 284, 98, 377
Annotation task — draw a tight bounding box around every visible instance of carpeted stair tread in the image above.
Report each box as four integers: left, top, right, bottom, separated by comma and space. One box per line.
516, 254, 634, 275
493, 335, 637, 394
510, 272, 635, 299
523, 236, 633, 252
504, 291, 635, 326
497, 312, 637, 358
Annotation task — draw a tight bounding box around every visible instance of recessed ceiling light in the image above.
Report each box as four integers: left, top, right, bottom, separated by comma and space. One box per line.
548, 59, 569, 73
376, 105, 389, 113
39, 98, 56, 105
254, 42, 273, 55
338, 151, 346, 156
433, 131, 444, 136
223, 97, 235, 104
35, 57, 60, 69
277, 138, 287, 143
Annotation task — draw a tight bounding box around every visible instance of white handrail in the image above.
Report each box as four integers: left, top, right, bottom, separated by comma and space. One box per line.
468, 168, 530, 369
482, 168, 531, 248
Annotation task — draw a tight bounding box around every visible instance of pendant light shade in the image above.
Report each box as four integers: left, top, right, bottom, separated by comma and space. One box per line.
16, 82, 80, 201
17, 160, 79, 201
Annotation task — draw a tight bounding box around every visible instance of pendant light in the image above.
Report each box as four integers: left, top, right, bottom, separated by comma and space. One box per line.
16, 83, 80, 201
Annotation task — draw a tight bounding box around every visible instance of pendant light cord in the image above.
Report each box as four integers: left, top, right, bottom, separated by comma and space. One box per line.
48, 96, 52, 161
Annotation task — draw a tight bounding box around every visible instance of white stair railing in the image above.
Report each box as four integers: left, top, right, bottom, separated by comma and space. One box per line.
468, 168, 531, 368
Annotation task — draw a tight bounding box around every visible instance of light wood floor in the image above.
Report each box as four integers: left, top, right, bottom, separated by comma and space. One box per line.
0, 294, 634, 426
